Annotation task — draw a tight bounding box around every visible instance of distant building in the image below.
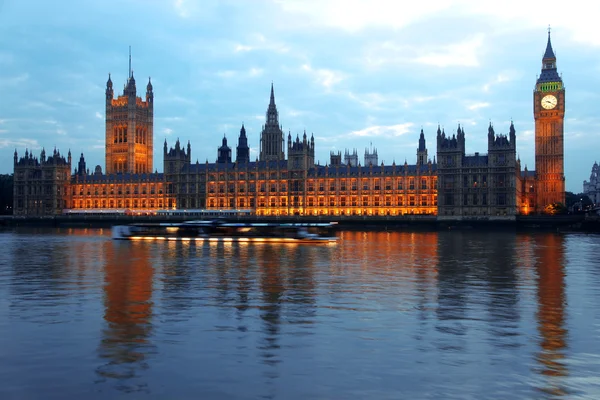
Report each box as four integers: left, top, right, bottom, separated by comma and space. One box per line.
583, 162, 600, 205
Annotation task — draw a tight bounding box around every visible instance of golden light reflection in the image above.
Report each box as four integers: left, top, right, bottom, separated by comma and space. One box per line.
96, 241, 154, 389
533, 234, 568, 395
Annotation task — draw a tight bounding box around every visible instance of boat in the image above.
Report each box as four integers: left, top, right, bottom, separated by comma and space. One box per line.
111, 220, 339, 243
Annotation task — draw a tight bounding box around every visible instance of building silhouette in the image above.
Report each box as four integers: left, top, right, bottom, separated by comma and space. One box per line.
13, 33, 566, 218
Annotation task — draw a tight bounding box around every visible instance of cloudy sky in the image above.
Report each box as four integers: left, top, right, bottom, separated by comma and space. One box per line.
0, 0, 598, 192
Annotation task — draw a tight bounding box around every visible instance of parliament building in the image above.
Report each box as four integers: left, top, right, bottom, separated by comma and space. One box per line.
13, 32, 566, 219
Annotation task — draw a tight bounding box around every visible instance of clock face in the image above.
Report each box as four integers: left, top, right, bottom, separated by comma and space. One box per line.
541, 94, 557, 110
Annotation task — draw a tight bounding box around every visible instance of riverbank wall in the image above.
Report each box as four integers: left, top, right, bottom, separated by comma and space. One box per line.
2, 214, 598, 232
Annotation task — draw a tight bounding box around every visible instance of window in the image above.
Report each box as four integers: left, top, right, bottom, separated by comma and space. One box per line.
421, 179, 427, 190
498, 194, 506, 206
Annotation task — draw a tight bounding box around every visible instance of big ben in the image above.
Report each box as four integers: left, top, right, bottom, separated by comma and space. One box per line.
533, 29, 566, 211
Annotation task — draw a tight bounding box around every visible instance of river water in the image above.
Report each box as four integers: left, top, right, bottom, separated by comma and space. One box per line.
0, 228, 599, 399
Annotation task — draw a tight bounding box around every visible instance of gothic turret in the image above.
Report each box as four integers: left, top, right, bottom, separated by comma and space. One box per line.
488, 122, 495, 147
78, 153, 86, 177
217, 135, 232, 163
259, 83, 285, 162
106, 73, 113, 104
146, 77, 153, 103
236, 124, 250, 164
417, 128, 428, 165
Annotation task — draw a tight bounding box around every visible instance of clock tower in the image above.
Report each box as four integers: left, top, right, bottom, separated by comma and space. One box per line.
533, 29, 565, 211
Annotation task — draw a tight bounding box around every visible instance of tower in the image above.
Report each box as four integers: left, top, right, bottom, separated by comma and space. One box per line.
217, 135, 232, 163
436, 125, 465, 216
534, 29, 565, 210
259, 83, 285, 162
105, 48, 154, 174
417, 128, 428, 166
236, 124, 250, 164
364, 143, 378, 166
287, 131, 315, 170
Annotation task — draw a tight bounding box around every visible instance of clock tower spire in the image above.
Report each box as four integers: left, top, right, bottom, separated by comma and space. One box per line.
533, 27, 565, 212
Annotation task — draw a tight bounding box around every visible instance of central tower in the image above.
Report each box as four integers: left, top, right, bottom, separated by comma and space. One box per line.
105, 50, 154, 174
259, 83, 285, 162
533, 29, 565, 210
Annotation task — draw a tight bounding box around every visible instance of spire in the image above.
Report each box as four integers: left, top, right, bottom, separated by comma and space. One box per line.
538, 27, 561, 84
240, 123, 246, 137
488, 121, 495, 136
270, 82, 275, 106
543, 26, 556, 60
147, 77, 152, 91
418, 128, 426, 152
128, 45, 132, 78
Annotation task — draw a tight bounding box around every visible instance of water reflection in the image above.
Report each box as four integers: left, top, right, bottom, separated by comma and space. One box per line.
533, 234, 568, 396
257, 245, 285, 371
96, 241, 155, 393
435, 232, 471, 354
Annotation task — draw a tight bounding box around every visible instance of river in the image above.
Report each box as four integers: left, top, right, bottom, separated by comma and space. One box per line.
0, 228, 599, 399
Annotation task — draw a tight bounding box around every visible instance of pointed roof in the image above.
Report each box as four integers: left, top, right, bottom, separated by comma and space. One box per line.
543, 29, 556, 60
240, 123, 246, 137
537, 28, 561, 84
270, 82, 275, 106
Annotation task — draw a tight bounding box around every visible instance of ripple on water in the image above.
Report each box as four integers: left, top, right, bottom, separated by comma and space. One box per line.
1, 229, 600, 399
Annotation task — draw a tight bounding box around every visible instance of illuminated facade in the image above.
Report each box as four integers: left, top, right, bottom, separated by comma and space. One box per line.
12, 31, 566, 218
105, 56, 154, 175
531, 30, 566, 210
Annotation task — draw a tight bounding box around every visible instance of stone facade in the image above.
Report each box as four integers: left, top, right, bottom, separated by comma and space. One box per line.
105, 67, 154, 175
436, 123, 518, 220
13, 148, 71, 216
12, 32, 566, 219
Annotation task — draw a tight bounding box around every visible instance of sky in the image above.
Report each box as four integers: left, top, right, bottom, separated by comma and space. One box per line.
0, 0, 599, 192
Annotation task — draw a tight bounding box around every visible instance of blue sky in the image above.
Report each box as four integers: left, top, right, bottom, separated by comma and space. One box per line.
1, 0, 599, 192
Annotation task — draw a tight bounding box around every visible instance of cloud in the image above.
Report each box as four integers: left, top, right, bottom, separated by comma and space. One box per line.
157, 117, 183, 122
0, 138, 40, 149
467, 102, 490, 111
349, 123, 414, 138
414, 34, 485, 68
482, 72, 515, 92
173, 0, 193, 18
233, 34, 290, 54
216, 68, 264, 79
216, 70, 236, 78
163, 128, 174, 135
301, 64, 345, 91
0, 73, 29, 86
234, 44, 253, 52
274, 0, 450, 32
95, 112, 103, 119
